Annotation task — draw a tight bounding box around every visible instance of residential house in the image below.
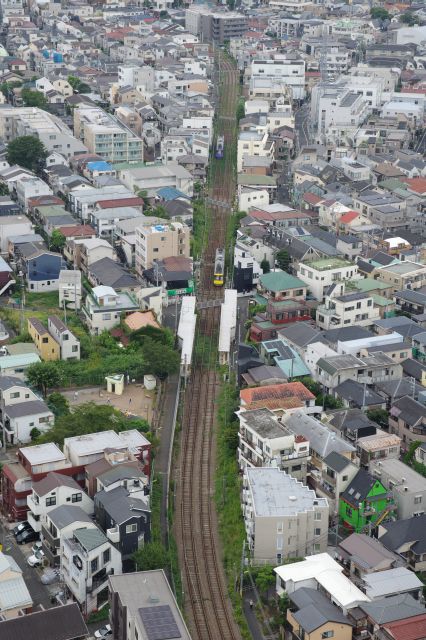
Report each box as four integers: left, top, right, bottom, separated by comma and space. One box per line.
370, 458, 426, 520
286, 588, 353, 640
20, 246, 66, 292
0, 353, 40, 378
389, 396, 426, 447
275, 553, 370, 614
87, 257, 139, 292
283, 410, 356, 475
237, 408, 310, 482
78, 239, 115, 275
333, 379, 386, 411
242, 467, 329, 563
47, 316, 80, 360
0, 552, 32, 618
0, 603, 88, 640
250, 297, 313, 342
27, 471, 94, 534
339, 469, 393, 533
361, 567, 422, 601
321, 451, 359, 514
316, 292, 380, 331
374, 262, 426, 293
315, 352, 402, 393
378, 514, 426, 572
82, 285, 139, 335
356, 595, 426, 640
61, 525, 122, 616
357, 432, 401, 469
95, 484, 150, 571
257, 271, 307, 301
109, 570, 192, 640
2, 397, 54, 445
28, 317, 60, 361
260, 339, 311, 379
42, 505, 94, 567
239, 381, 316, 414
324, 409, 379, 444
297, 258, 361, 301
338, 533, 400, 580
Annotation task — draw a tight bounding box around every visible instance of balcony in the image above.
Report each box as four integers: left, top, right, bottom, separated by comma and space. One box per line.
27, 510, 41, 533
27, 494, 43, 516
107, 526, 120, 544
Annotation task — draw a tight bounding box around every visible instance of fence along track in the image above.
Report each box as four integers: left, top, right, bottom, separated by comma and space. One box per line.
175, 54, 242, 640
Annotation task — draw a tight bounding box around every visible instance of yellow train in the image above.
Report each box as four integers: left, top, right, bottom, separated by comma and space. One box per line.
213, 248, 225, 286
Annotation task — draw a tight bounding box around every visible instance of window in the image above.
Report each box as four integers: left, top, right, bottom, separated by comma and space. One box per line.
10, 392, 20, 398
314, 512, 322, 520
91, 558, 98, 573
42, 337, 48, 343
415, 496, 422, 504
46, 496, 56, 506
322, 632, 334, 639
277, 522, 283, 533
103, 548, 110, 564
315, 528, 321, 536
72, 345, 78, 352
314, 543, 321, 552
72, 493, 82, 503
342, 475, 348, 481
126, 523, 137, 534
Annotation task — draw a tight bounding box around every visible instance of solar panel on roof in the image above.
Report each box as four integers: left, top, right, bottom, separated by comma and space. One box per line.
139, 605, 182, 640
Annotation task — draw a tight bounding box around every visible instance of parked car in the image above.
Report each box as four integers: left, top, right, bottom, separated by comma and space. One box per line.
16, 528, 39, 545
27, 550, 45, 567
94, 624, 112, 638
31, 541, 43, 554
13, 521, 31, 537
41, 567, 60, 585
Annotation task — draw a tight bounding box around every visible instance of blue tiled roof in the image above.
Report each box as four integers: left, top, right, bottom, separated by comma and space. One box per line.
87, 161, 113, 172
156, 186, 190, 201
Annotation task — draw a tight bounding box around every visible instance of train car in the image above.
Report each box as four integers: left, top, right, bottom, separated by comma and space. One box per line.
215, 135, 224, 159
213, 248, 225, 286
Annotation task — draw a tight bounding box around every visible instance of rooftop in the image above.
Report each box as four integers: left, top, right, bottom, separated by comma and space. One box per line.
240, 408, 291, 439
306, 257, 353, 271
246, 467, 327, 517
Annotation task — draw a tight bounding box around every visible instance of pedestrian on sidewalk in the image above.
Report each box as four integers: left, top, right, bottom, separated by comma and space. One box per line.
129, 397, 132, 406
249, 599, 254, 610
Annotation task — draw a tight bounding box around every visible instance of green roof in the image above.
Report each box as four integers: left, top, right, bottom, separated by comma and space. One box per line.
260, 271, 306, 293
73, 527, 108, 551
307, 257, 353, 271
349, 277, 389, 293
0, 353, 40, 369
253, 293, 268, 305
372, 294, 394, 307
237, 175, 276, 186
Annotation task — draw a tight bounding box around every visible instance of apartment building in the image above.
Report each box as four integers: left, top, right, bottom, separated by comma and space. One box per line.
250, 56, 305, 101
311, 88, 371, 143
237, 130, 274, 173
74, 106, 143, 164
58, 269, 82, 311
61, 524, 122, 616
315, 352, 402, 392
0, 107, 87, 158
237, 408, 310, 481
297, 258, 361, 301
135, 221, 190, 274
370, 458, 426, 520
109, 570, 192, 640
316, 292, 380, 330
243, 467, 329, 563
185, 7, 247, 43
374, 262, 426, 293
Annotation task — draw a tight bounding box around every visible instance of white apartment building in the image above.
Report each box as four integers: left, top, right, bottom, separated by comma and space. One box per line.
311, 88, 371, 143
74, 106, 143, 164
370, 458, 426, 520
63, 429, 149, 468
61, 525, 122, 615
238, 408, 310, 481
297, 258, 361, 301
16, 178, 53, 212
0, 107, 87, 158
250, 56, 305, 101
118, 164, 193, 198
27, 472, 93, 533
135, 221, 190, 273
243, 467, 329, 563
268, 0, 316, 13
316, 292, 380, 330
59, 270, 82, 311
118, 65, 155, 91
68, 185, 134, 221
237, 129, 274, 172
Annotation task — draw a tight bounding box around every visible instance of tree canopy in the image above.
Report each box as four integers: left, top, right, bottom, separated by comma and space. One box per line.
67, 75, 91, 94
261, 258, 270, 274
139, 337, 180, 380
276, 248, 291, 272
133, 541, 169, 571
370, 7, 390, 20
47, 392, 70, 417
49, 229, 66, 252
26, 361, 63, 397
6, 135, 47, 172
21, 88, 48, 109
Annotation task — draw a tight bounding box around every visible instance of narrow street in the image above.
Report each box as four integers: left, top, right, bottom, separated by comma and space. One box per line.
295, 103, 311, 150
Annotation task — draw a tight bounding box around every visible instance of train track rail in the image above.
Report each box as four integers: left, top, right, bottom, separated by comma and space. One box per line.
174, 53, 242, 640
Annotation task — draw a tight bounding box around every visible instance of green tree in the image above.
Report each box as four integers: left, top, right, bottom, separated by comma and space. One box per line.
47, 392, 70, 417
30, 427, 41, 441
400, 12, 417, 25
370, 7, 390, 20
26, 361, 63, 397
49, 229, 66, 252
0, 80, 22, 98
0, 183, 8, 196
136, 188, 150, 206
276, 248, 291, 272
21, 88, 48, 109
236, 97, 245, 123
67, 75, 91, 94
130, 325, 174, 348
261, 259, 270, 274
151, 205, 169, 219
133, 541, 169, 571
254, 565, 276, 596
277, 592, 290, 626
366, 408, 389, 429
7, 135, 47, 172
141, 337, 180, 379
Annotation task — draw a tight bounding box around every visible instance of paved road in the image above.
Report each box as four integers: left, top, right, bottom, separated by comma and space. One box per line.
295, 103, 311, 150
0, 519, 52, 609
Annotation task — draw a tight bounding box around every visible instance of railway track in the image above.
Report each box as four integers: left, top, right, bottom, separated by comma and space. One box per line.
174, 53, 242, 640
